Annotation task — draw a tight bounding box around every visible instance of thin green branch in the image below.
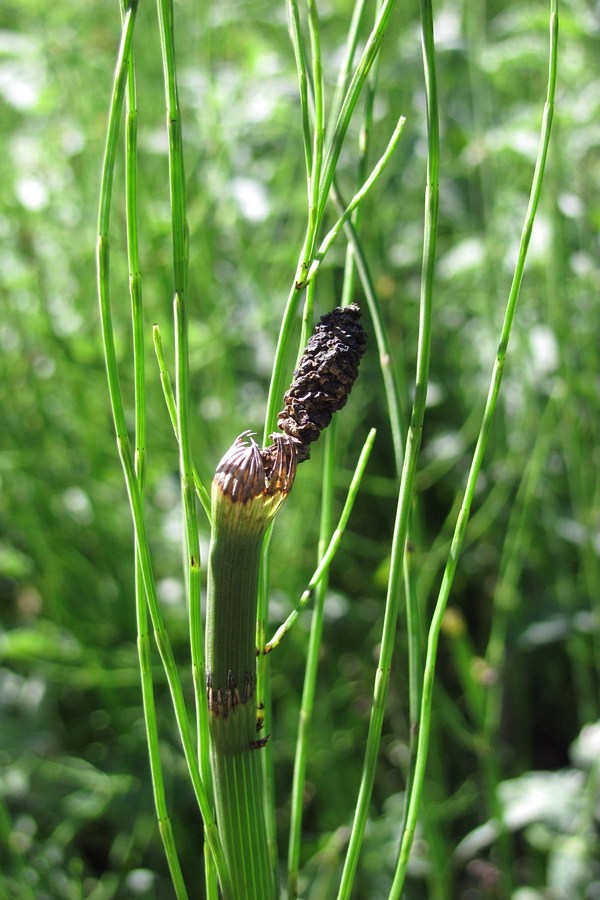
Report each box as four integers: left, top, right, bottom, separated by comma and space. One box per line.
155, 12, 213, 881
317, 0, 397, 232
286, 424, 337, 899
120, 2, 188, 894
339, 0, 380, 311
287, 0, 312, 181
260, 7, 403, 897
336, 0, 440, 891
334, 199, 406, 470
327, 0, 368, 144
152, 325, 211, 519
305, 116, 406, 287
390, 1, 558, 894
285, 435, 375, 898
334, 3, 423, 857
307, 0, 324, 251
264, 428, 376, 654
95, 6, 231, 895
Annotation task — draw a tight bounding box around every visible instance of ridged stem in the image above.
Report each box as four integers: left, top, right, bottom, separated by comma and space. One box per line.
96, 5, 230, 895
206, 523, 274, 899
390, 0, 558, 894
205, 435, 296, 899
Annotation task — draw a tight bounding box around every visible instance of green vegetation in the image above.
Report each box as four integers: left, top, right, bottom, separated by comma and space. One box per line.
1, 1, 599, 898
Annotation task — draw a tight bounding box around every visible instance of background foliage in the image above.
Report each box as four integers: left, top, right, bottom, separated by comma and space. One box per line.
1, 1, 599, 897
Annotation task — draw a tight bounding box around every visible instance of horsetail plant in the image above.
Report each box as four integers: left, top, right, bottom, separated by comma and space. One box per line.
205, 306, 367, 897
97, 0, 557, 896
97, 1, 386, 893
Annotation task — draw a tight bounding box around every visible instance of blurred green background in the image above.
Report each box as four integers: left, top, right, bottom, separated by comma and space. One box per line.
1, 2, 598, 898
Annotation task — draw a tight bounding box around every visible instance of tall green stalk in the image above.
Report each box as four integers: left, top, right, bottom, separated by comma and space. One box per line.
257, 7, 405, 895
390, 1, 558, 894
154, 2, 217, 892
119, 2, 188, 893
285, 427, 376, 897
287, 425, 336, 900
96, 4, 231, 896
155, 0, 207, 771
336, 0, 440, 891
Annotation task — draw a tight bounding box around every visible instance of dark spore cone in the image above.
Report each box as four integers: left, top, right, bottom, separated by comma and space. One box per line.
277, 302, 367, 462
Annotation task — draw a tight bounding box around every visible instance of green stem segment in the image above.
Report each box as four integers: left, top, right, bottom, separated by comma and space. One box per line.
206, 434, 297, 900
390, 1, 558, 894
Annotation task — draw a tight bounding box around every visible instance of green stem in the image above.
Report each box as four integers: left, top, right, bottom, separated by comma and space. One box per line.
327, 0, 368, 141
390, 1, 558, 894
152, 324, 211, 519
318, 0, 397, 232
205, 436, 296, 899
337, 0, 440, 892
287, 0, 312, 180
265, 428, 376, 654
307, 0, 324, 264
95, 6, 231, 895
306, 115, 406, 287
333, 199, 406, 471
120, 3, 188, 894
154, 17, 213, 891
287, 425, 337, 899
207, 523, 274, 899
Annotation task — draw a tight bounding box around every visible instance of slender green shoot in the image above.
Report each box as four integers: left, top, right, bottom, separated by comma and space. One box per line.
331, 46, 424, 859
335, 204, 406, 476
317, 0, 398, 236
305, 116, 406, 288
336, 0, 441, 892
96, 6, 231, 895
299, 258, 317, 362
306, 0, 324, 252
152, 325, 211, 519
287, 424, 338, 899
259, 11, 405, 892
327, 0, 368, 139
338, 2, 377, 315
390, 2, 558, 894
264, 428, 376, 654
120, 3, 188, 894
333, 2, 424, 858
331, 0, 407, 472
283, 18, 388, 875
287, 0, 312, 180
154, 17, 214, 893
